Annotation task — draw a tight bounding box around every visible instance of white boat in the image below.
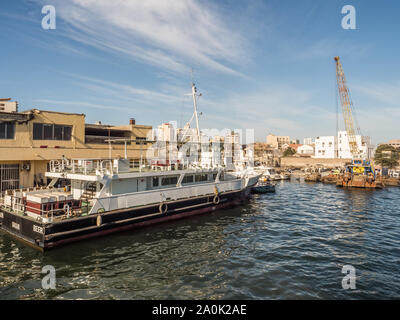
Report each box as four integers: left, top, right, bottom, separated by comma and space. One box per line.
255, 166, 281, 181
0, 81, 261, 250
0, 158, 260, 250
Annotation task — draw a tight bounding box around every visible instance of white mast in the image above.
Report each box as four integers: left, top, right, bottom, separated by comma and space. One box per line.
191, 82, 201, 144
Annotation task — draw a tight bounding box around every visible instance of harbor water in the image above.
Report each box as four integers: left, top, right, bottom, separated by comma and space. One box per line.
1, 181, 399, 299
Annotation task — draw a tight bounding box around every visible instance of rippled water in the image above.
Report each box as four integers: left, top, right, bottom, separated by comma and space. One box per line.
1, 181, 400, 299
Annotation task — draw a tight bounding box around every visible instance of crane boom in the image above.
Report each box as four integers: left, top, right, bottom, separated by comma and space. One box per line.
334, 56, 360, 159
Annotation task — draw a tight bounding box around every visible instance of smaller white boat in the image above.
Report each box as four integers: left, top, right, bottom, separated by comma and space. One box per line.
260, 167, 281, 181
279, 173, 290, 180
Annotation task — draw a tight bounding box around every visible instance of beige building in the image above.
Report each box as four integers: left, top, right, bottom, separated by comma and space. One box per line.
0, 108, 152, 192
250, 142, 280, 166
387, 139, 400, 149
266, 134, 290, 149
0, 98, 18, 113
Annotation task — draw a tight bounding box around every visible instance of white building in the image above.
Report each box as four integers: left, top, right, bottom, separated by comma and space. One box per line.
303, 137, 315, 145
337, 131, 373, 159
177, 125, 199, 143
155, 123, 176, 142
314, 136, 336, 158
0, 98, 18, 113
298, 144, 314, 156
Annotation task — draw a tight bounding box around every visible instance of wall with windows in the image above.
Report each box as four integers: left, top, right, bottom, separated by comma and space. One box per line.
0, 110, 85, 152
314, 136, 336, 159
0, 122, 15, 140
0, 110, 152, 162
337, 131, 372, 159
0, 109, 153, 191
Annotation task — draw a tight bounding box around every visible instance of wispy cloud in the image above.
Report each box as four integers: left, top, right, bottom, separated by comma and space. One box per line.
195, 84, 337, 141
33, 72, 191, 122
62, 72, 186, 105
35, 0, 249, 76
285, 38, 371, 62
34, 99, 133, 112
353, 81, 400, 107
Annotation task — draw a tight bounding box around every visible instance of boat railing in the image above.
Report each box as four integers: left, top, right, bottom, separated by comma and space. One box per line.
49, 159, 114, 175
90, 178, 243, 214
0, 188, 83, 222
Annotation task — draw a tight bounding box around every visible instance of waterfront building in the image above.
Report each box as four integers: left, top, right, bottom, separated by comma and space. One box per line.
303, 137, 315, 145
250, 142, 279, 166
337, 131, 374, 159
0, 107, 152, 192
282, 143, 302, 152
0, 98, 18, 113
266, 134, 290, 150
155, 123, 176, 142
387, 139, 400, 149
224, 131, 243, 168
297, 144, 314, 156
314, 136, 336, 158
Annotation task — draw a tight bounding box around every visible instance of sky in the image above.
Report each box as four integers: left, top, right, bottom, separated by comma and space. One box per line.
0, 0, 399, 144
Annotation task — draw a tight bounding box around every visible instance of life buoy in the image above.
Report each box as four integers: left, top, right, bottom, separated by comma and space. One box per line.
159, 202, 168, 214
213, 195, 220, 205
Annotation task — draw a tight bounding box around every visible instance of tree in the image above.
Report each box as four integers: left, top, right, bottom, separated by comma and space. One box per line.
374, 144, 400, 169
283, 147, 296, 157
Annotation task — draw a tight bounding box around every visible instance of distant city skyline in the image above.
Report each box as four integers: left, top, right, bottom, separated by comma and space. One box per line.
1, 0, 399, 144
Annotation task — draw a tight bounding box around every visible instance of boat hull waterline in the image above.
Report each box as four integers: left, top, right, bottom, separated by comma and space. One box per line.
0, 188, 250, 251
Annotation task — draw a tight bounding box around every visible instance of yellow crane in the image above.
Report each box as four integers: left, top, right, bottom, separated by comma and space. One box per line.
334, 56, 384, 188
334, 56, 361, 159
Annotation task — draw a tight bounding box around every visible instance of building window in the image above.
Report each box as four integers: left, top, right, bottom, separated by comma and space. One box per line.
0, 164, 20, 192
135, 137, 147, 145
33, 123, 72, 140
0, 122, 15, 140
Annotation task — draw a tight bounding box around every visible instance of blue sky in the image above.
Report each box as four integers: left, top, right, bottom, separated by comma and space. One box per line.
0, 0, 399, 144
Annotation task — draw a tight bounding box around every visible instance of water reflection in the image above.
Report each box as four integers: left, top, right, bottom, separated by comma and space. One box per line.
1, 182, 400, 299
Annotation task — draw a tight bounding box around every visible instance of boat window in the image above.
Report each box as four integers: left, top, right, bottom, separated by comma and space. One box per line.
152, 177, 159, 187
182, 175, 194, 184
161, 177, 178, 186
195, 174, 208, 182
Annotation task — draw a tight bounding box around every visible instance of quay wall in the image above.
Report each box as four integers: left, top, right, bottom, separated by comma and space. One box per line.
280, 157, 352, 168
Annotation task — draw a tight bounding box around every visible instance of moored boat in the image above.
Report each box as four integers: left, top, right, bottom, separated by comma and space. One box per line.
0, 158, 260, 250
251, 178, 276, 194
336, 160, 384, 189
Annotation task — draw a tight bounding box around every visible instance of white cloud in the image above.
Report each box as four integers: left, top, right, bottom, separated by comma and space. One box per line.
34, 99, 133, 112
195, 84, 336, 141
353, 82, 400, 107
38, 0, 248, 75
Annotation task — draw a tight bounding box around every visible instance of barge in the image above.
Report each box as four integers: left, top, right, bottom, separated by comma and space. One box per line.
336, 160, 384, 189
0, 158, 260, 250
